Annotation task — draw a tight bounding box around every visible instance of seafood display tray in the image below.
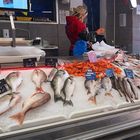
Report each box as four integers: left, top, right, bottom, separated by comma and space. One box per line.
0, 67, 140, 134
0, 46, 45, 63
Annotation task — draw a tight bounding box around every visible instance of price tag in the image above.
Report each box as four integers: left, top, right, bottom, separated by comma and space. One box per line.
124, 69, 134, 79
87, 51, 97, 62
106, 69, 114, 77
0, 79, 10, 94
45, 58, 58, 67
23, 58, 37, 68
85, 69, 96, 80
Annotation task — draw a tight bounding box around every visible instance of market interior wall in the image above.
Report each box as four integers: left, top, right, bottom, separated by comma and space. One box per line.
105, 0, 133, 53
115, 0, 132, 53
0, 1, 70, 56
132, 0, 140, 53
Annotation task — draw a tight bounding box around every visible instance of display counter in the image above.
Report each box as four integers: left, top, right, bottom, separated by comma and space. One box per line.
0, 56, 139, 140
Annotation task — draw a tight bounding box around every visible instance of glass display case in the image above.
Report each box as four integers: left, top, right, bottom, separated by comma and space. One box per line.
0, 55, 139, 140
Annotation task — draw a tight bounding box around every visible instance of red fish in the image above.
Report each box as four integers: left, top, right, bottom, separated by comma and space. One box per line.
10, 92, 51, 125
31, 69, 47, 92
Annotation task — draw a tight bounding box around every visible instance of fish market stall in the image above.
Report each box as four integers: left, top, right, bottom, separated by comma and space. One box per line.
0, 53, 139, 140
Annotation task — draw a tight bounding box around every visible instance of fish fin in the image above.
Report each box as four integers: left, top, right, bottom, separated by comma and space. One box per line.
36, 87, 44, 93
105, 92, 113, 97
10, 112, 25, 125
63, 100, 73, 106
54, 96, 63, 102
88, 96, 96, 104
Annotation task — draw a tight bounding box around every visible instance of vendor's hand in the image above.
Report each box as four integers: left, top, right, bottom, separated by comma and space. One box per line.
96, 28, 105, 35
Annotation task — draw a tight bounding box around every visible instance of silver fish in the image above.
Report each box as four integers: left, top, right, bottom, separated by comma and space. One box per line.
63, 76, 75, 106
47, 68, 58, 82
127, 78, 139, 100
113, 76, 123, 97
51, 70, 68, 102
0, 94, 21, 115
5, 72, 23, 93
118, 77, 129, 102
10, 91, 51, 125
123, 78, 134, 103
84, 79, 101, 104
102, 77, 113, 97
31, 69, 47, 92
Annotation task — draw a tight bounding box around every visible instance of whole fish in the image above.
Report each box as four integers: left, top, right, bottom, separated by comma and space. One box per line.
47, 68, 58, 82
10, 91, 51, 125
51, 70, 69, 102
118, 77, 129, 102
110, 77, 116, 89
31, 69, 47, 92
5, 72, 23, 93
111, 76, 123, 97
127, 78, 139, 100
123, 78, 134, 103
63, 76, 75, 106
0, 94, 21, 115
84, 79, 101, 104
102, 77, 113, 97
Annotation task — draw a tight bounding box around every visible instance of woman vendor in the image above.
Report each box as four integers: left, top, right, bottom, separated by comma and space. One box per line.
65, 5, 105, 56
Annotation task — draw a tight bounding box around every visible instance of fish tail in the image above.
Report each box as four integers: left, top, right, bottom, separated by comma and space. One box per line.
130, 98, 135, 103
88, 96, 96, 104
63, 100, 73, 106
54, 95, 63, 102
36, 87, 44, 93
10, 112, 25, 125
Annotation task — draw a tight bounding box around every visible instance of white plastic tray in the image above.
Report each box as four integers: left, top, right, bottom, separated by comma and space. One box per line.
0, 46, 45, 63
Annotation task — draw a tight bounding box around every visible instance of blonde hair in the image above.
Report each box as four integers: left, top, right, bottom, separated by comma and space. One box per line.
71, 5, 87, 20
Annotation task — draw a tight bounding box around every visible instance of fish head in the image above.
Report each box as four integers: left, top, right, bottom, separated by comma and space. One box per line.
69, 76, 74, 80
102, 77, 112, 84
101, 77, 112, 90
57, 70, 69, 79
33, 69, 40, 75
69, 76, 76, 84
57, 70, 65, 76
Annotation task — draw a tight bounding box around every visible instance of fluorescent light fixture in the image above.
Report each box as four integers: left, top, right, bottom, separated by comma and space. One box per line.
130, 0, 137, 8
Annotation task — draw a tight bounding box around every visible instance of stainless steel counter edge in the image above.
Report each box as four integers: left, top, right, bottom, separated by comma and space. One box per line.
1, 105, 140, 140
